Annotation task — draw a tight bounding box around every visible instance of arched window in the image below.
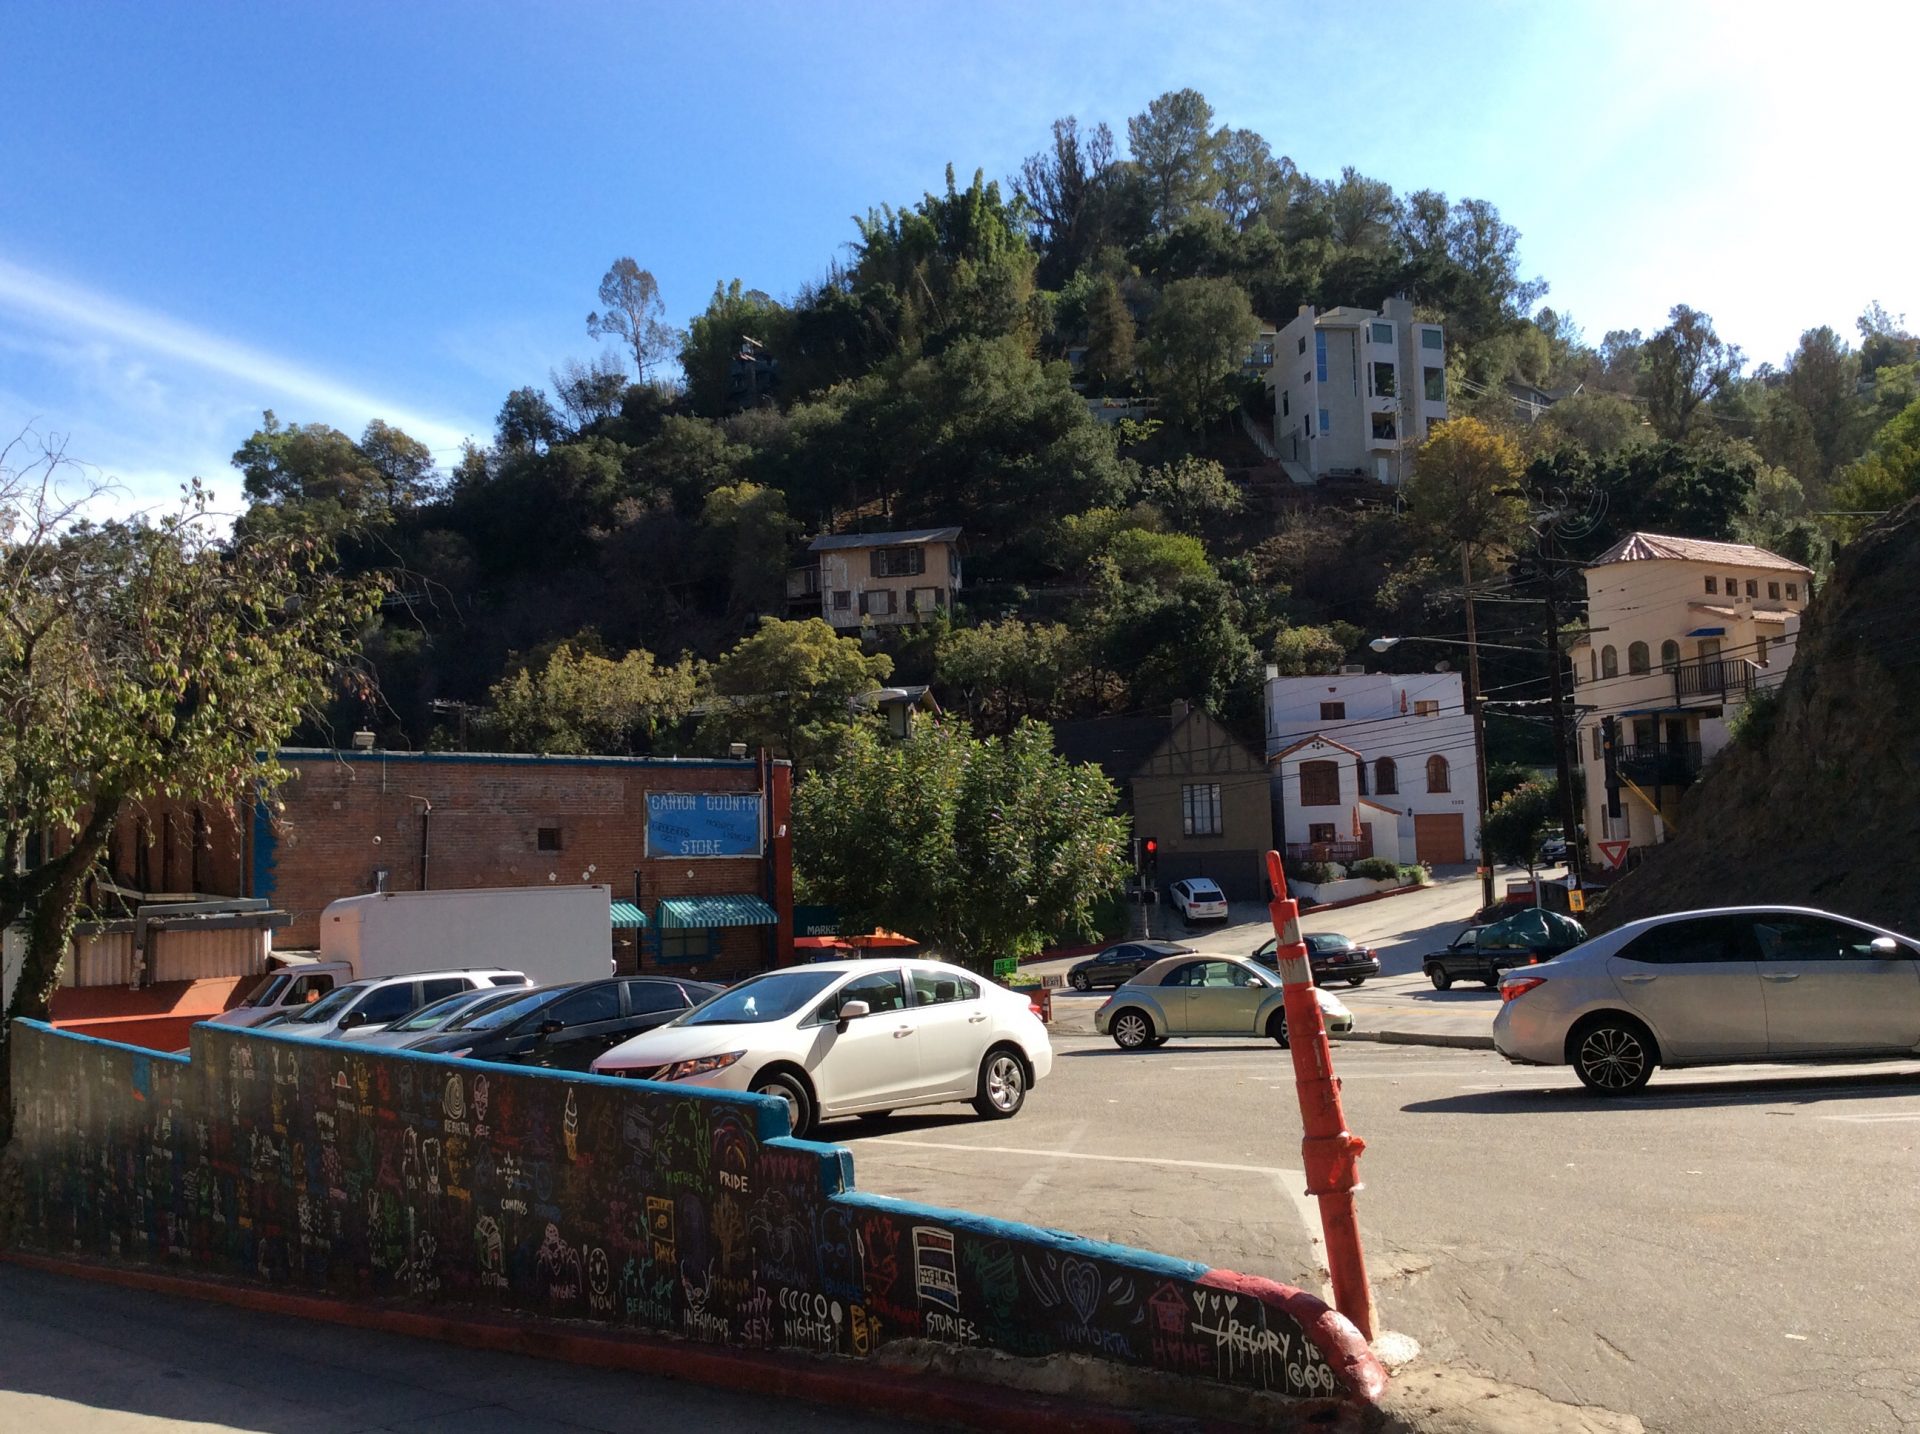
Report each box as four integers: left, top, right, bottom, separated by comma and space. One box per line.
1426, 754, 1451, 793
1355, 758, 1369, 796
1660, 639, 1680, 672
1375, 757, 1398, 795
1627, 641, 1650, 674
1600, 645, 1619, 679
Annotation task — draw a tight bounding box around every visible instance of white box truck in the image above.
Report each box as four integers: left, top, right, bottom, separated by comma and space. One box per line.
214, 884, 615, 1028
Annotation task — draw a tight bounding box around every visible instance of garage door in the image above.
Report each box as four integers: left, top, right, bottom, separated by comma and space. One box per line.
1413, 814, 1467, 864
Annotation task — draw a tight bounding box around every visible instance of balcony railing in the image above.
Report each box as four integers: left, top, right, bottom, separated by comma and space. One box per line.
1616, 741, 1703, 788
1672, 657, 1755, 704
1285, 835, 1374, 865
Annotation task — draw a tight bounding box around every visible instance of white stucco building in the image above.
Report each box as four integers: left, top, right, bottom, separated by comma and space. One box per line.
1267, 671, 1482, 866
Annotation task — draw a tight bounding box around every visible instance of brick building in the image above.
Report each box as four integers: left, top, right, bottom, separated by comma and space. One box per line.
103, 748, 795, 985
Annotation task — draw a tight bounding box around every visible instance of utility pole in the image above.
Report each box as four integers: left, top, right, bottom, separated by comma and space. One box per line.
1541, 568, 1585, 885
1462, 545, 1494, 909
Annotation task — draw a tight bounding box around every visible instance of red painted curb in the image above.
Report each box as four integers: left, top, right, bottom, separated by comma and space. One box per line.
1, 1250, 1327, 1433
1198, 1268, 1388, 1406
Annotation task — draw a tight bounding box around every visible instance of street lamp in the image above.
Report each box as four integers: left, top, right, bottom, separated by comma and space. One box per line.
1368, 634, 1494, 908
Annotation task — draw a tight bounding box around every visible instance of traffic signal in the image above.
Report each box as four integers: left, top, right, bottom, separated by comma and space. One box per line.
1143, 837, 1159, 873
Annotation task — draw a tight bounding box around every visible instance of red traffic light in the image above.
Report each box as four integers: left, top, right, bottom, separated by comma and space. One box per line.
1144, 838, 1158, 855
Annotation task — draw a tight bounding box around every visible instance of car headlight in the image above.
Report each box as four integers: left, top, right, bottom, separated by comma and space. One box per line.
663, 1051, 745, 1081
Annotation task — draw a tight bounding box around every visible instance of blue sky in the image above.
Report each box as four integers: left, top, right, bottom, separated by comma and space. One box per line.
3, 0, 1913, 516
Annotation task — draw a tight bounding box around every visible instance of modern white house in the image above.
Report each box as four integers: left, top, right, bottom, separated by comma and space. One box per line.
1267, 671, 1482, 866
1266, 296, 1448, 486
1568, 532, 1813, 867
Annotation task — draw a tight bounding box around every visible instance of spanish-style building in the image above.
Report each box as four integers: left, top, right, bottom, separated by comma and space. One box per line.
1267, 671, 1481, 866
1569, 532, 1813, 866
788, 526, 963, 629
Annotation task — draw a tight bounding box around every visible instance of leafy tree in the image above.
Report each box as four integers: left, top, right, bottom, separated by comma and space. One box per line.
496, 386, 563, 453
698, 481, 798, 622
233, 411, 437, 535
0, 453, 379, 1143
1734, 463, 1825, 570
1779, 325, 1867, 485
587, 258, 679, 378
1081, 274, 1137, 394
1536, 391, 1647, 455
1103, 527, 1214, 587
793, 721, 1128, 969
1093, 570, 1258, 718
1212, 128, 1296, 230
1640, 304, 1743, 440
483, 640, 701, 755
1143, 276, 1259, 430
1857, 301, 1919, 379
1127, 89, 1219, 231
681, 280, 785, 417
1135, 454, 1243, 529
936, 619, 1077, 732
1485, 759, 1539, 806
1482, 778, 1557, 866
1269, 624, 1349, 676
703, 617, 893, 766
1015, 117, 1123, 286
1406, 418, 1528, 560
1830, 394, 1920, 518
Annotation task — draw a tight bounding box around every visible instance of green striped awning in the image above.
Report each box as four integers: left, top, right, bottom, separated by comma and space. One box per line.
610, 902, 648, 929
658, 894, 778, 929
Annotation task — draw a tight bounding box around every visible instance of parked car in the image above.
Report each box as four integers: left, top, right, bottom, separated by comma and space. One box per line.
405, 976, 722, 1071
1538, 835, 1570, 863
347, 985, 530, 1051
590, 959, 1053, 1138
1426, 909, 1587, 990
1495, 906, 1920, 1093
1067, 939, 1195, 991
1250, 932, 1381, 986
1094, 954, 1355, 1050
264, 969, 530, 1041
1168, 878, 1230, 924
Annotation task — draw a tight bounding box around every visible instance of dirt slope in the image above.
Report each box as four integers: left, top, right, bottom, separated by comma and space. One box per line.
1592, 496, 1920, 935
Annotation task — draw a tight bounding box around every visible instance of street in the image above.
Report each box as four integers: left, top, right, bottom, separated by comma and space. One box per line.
845, 876, 1920, 1433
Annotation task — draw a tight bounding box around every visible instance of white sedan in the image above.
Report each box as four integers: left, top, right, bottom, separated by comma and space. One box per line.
591, 958, 1052, 1138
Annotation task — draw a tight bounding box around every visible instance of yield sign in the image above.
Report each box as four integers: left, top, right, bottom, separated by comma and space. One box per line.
1596, 840, 1631, 871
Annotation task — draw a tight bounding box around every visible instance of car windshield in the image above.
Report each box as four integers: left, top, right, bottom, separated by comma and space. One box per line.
287, 983, 366, 1024
452, 988, 563, 1033
392, 989, 491, 1033
676, 970, 841, 1026
242, 974, 288, 1007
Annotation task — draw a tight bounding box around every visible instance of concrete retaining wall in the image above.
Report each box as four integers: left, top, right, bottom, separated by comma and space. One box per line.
7, 1019, 1382, 1406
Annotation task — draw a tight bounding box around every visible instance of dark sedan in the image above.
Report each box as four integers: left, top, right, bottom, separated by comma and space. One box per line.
405, 975, 723, 1070
1067, 940, 1195, 991
1425, 909, 1587, 990
1250, 932, 1381, 986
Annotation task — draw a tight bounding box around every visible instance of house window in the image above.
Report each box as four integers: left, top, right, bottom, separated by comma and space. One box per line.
1414, 700, 1440, 716
1592, 727, 1603, 760
1787, 582, 1798, 600
1308, 823, 1337, 844
1356, 758, 1368, 796
1421, 328, 1443, 350
1181, 783, 1223, 837
1745, 580, 1758, 598
1426, 755, 1451, 793
1627, 641, 1650, 675
1601, 645, 1619, 678
1661, 639, 1680, 672
657, 927, 713, 963
1372, 361, 1396, 396
1371, 321, 1394, 344
1315, 330, 1328, 382
1281, 391, 1290, 417
1423, 366, 1445, 402
871, 546, 926, 578
1705, 576, 1717, 595
1724, 575, 1737, 593
831, 590, 851, 611
1372, 412, 1397, 441
1768, 581, 1781, 601
1756, 636, 1770, 667
1299, 760, 1341, 807
1298, 335, 1307, 355
1375, 757, 1397, 794
861, 589, 897, 617
905, 586, 943, 613
1320, 701, 1345, 720
1319, 408, 1331, 435
537, 827, 562, 852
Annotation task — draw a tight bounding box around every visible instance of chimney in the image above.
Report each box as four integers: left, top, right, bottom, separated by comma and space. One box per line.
350, 729, 376, 751
1170, 700, 1190, 724
728, 742, 749, 760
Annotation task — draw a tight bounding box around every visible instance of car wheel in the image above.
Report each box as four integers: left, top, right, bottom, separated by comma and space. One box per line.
1148, 1035, 1170, 1047
1069, 970, 1090, 992
1111, 1009, 1154, 1051
1346, 977, 1366, 988
1267, 1011, 1289, 1048
1569, 1016, 1657, 1095
973, 1047, 1028, 1119
752, 1070, 815, 1137
1429, 966, 1453, 991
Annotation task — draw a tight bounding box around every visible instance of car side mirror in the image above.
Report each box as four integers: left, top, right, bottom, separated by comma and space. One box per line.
836, 999, 870, 1029
340, 1009, 368, 1030
1870, 936, 1901, 959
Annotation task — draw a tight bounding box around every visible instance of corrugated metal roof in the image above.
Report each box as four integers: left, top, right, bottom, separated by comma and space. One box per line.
658, 895, 778, 928
1587, 532, 1812, 574
610, 901, 648, 928
808, 527, 962, 552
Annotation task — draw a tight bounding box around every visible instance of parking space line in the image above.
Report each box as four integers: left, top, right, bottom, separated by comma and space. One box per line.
863, 1137, 1299, 1179
1818, 1112, 1920, 1123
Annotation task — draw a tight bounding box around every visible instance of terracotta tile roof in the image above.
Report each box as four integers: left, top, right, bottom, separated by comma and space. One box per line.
1588, 531, 1812, 574
1271, 733, 1363, 763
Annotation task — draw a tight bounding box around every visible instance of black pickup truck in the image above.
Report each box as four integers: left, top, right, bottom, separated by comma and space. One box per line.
1424, 909, 1587, 990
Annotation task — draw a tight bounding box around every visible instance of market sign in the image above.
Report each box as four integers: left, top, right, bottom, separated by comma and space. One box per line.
645, 792, 764, 858
793, 904, 841, 938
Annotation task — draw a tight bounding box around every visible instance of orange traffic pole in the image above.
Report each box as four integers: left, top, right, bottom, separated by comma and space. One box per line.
1265, 849, 1377, 1341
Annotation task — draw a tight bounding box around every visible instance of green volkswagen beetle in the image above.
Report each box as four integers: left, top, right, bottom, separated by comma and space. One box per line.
1093, 953, 1354, 1050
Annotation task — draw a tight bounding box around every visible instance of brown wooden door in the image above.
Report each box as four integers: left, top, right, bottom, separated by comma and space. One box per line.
1413, 813, 1467, 864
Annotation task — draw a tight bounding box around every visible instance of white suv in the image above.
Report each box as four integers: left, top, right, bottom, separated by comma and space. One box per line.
263, 969, 530, 1042
1168, 877, 1230, 924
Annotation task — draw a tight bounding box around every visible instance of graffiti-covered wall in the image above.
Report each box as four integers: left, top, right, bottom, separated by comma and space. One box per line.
7, 1020, 1378, 1403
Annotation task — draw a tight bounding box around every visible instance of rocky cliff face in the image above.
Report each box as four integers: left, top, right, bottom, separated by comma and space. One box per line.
1592, 497, 1920, 935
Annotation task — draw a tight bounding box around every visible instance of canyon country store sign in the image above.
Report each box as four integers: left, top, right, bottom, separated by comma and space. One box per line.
644, 791, 764, 858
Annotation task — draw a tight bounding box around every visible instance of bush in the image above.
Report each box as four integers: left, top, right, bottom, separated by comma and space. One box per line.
1398, 863, 1432, 886
1727, 682, 1780, 752
1286, 859, 1338, 885
1349, 857, 1401, 882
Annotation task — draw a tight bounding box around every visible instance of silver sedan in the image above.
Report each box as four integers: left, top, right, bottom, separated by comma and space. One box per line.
1093, 954, 1353, 1050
